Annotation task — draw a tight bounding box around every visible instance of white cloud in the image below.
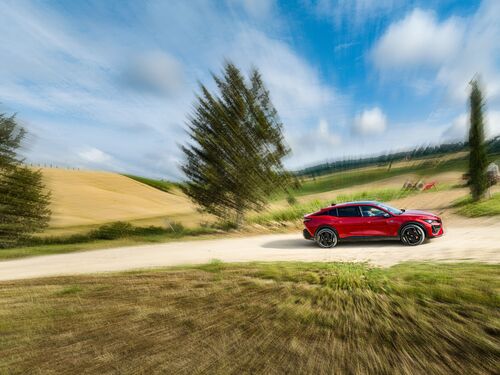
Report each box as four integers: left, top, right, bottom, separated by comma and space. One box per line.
442, 111, 500, 141
372, 9, 463, 70
371, 1, 500, 104
123, 51, 185, 96
352, 107, 387, 135
78, 147, 113, 164
442, 113, 468, 141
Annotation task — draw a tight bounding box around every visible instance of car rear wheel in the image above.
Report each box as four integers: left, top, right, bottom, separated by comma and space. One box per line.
315, 228, 338, 248
401, 224, 425, 246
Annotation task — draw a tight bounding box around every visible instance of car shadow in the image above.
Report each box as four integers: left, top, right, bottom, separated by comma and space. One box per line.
261, 239, 317, 249
262, 238, 407, 249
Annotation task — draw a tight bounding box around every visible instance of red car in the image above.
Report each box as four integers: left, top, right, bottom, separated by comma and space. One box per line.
303, 201, 443, 248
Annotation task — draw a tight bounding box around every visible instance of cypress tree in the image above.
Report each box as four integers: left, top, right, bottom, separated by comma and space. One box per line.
181, 62, 292, 224
468, 80, 488, 201
0, 114, 51, 247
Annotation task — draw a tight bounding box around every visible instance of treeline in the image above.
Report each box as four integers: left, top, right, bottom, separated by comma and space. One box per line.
296, 136, 500, 178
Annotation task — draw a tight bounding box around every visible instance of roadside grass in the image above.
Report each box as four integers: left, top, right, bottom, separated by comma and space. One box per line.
453, 192, 500, 217
0, 262, 498, 374
0, 222, 219, 261
251, 186, 448, 225
290, 157, 467, 197
122, 174, 177, 193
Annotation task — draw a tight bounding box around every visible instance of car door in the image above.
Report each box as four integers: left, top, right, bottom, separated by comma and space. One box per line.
359, 205, 393, 236
335, 206, 364, 237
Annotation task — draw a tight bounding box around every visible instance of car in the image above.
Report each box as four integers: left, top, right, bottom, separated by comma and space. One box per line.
303, 201, 443, 248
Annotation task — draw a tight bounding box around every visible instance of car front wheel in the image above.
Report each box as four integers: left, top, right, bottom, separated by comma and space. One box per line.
315, 228, 338, 248
400, 224, 425, 246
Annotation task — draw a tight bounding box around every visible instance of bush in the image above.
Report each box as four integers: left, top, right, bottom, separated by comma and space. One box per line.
90, 222, 135, 240
286, 195, 297, 206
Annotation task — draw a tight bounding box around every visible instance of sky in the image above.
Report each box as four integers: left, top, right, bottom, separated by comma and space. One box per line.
0, 0, 499, 180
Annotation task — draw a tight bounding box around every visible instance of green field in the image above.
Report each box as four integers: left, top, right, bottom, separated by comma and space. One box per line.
290, 157, 467, 197
1, 262, 498, 374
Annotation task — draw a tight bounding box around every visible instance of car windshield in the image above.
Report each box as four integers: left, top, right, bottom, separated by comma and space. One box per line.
378, 203, 403, 215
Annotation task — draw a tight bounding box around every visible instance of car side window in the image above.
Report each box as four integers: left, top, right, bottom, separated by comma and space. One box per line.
360, 206, 386, 217
327, 208, 338, 216
336, 206, 361, 217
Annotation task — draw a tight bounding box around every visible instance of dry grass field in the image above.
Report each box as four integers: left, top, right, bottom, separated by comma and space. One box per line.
40, 168, 206, 234
0, 262, 498, 374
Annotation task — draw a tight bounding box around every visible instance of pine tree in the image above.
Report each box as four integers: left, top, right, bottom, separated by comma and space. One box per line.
468, 80, 488, 201
181, 62, 292, 224
0, 114, 51, 247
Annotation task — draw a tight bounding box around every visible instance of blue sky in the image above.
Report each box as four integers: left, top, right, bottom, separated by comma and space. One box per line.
0, 0, 499, 180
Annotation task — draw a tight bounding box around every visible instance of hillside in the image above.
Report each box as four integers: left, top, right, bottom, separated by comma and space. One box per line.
40, 168, 202, 233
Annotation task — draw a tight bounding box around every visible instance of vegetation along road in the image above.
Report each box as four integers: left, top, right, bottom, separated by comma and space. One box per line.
1, 224, 499, 281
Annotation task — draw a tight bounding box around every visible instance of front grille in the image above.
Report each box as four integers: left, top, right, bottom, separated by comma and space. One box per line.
431, 224, 441, 234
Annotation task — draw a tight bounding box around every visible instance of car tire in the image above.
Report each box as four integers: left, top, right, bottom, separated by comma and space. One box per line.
315, 227, 338, 248
400, 224, 425, 246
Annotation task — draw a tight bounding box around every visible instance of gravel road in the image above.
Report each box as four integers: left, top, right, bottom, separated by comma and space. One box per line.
1, 225, 499, 281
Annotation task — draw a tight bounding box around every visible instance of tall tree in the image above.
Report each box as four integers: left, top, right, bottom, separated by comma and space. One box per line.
468, 79, 488, 201
0, 114, 51, 247
181, 62, 292, 224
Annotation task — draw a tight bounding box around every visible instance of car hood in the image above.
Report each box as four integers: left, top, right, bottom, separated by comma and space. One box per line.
400, 210, 439, 219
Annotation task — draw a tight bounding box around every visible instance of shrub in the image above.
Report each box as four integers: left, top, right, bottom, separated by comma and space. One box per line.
90, 222, 135, 240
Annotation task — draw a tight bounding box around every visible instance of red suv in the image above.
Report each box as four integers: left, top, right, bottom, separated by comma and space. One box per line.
303, 201, 443, 248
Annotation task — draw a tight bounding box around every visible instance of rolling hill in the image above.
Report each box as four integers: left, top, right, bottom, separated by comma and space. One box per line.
40, 168, 203, 234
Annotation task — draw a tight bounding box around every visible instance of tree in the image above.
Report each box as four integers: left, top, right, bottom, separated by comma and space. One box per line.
468, 79, 488, 201
0, 113, 51, 247
181, 62, 292, 224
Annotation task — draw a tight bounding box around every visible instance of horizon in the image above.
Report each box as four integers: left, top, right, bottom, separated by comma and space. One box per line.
1, 0, 499, 180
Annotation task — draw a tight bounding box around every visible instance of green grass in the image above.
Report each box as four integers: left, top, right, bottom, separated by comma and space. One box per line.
290, 157, 467, 197
123, 174, 176, 193
453, 192, 500, 217
1, 262, 498, 374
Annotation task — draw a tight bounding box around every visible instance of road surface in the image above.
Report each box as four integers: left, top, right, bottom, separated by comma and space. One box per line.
0, 226, 499, 281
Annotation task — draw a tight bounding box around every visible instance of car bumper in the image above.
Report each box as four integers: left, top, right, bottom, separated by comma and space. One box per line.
426, 223, 444, 238
303, 228, 313, 240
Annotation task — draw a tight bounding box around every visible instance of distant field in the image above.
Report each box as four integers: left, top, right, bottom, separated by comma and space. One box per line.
1, 262, 498, 374
292, 155, 468, 197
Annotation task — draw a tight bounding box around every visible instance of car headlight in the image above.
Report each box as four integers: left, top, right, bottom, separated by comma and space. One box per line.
423, 219, 438, 224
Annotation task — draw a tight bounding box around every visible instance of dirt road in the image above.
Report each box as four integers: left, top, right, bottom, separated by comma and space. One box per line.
1, 225, 499, 281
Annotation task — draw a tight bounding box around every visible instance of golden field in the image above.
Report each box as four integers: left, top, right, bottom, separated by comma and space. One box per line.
40, 168, 205, 234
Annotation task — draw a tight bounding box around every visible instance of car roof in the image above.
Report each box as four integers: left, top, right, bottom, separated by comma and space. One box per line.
329, 201, 381, 208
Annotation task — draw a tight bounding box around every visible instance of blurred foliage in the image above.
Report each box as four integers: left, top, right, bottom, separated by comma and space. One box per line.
0, 114, 51, 248
468, 80, 488, 201
181, 62, 293, 225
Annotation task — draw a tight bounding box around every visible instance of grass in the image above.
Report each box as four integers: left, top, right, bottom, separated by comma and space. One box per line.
0, 262, 498, 374
453, 192, 500, 217
122, 174, 177, 193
